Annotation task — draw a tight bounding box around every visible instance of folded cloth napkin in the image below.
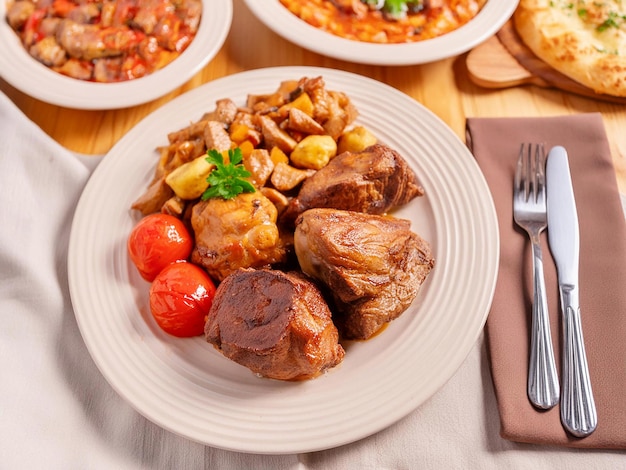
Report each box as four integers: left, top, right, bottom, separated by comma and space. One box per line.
466, 113, 626, 449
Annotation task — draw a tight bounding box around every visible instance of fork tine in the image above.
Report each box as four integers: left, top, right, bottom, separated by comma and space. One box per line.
534, 144, 546, 205
525, 143, 533, 202
517, 143, 546, 205
515, 143, 526, 200
516, 143, 532, 203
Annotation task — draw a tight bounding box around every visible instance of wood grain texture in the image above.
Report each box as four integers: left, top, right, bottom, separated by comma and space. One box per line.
468, 21, 626, 105
1, 0, 625, 192
466, 35, 549, 89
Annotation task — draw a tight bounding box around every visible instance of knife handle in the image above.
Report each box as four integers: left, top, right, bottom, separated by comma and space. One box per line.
528, 239, 560, 409
560, 285, 598, 437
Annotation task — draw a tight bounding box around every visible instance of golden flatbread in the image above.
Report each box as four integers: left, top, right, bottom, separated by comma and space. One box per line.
514, 0, 626, 97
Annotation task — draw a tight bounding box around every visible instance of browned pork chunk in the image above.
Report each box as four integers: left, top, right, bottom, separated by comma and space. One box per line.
56, 20, 140, 60
283, 143, 423, 224
294, 208, 434, 340
29, 37, 66, 67
6, 1, 35, 31
190, 192, 287, 282
205, 269, 345, 380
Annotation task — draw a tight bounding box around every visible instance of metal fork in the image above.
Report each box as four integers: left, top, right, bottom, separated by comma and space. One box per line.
513, 143, 560, 410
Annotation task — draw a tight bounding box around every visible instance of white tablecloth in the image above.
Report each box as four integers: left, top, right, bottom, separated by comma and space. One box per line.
1, 92, 624, 469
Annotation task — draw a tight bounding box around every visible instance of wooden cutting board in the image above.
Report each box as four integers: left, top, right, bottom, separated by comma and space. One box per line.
466, 21, 626, 104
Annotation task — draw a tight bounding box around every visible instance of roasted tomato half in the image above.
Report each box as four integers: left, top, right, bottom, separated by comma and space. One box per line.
128, 213, 193, 281
149, 261, 217, 337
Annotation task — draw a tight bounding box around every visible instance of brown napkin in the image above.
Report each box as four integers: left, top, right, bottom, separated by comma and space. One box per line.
466, 113, 626, 449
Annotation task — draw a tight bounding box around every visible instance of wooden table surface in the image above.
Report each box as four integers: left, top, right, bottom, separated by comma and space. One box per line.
2, 0, 625, 193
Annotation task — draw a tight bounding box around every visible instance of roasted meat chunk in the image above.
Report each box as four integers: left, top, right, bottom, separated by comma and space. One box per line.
294, 208, 435, 340
205, 269, 345, 380
190, 192, 287, 282
29, 37, 66, 67
56, 21, 141, 60
130, 176, 175, 216
283, 143, 423, 224
6, 1, 35, 31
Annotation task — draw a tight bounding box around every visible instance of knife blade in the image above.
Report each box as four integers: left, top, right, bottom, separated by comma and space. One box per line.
546, 145, 597, 437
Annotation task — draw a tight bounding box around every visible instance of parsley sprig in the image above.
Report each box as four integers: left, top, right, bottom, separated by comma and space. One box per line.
201, 148, 256, 200
363, 0, 423, 19
597, 11, 626, 32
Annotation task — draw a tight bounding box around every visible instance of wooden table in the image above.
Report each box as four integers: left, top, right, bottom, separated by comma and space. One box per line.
2, 0, 625, 193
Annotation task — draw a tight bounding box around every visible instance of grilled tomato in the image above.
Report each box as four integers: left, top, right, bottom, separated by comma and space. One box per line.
127, 213, 193, 281
149, 261, 216, 337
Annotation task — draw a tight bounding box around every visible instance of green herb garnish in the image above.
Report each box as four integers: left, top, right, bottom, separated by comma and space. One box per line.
362, 0, 424, 19
382, 0, 409, 17
597, 11, 623, 31
201, 148, 256, 200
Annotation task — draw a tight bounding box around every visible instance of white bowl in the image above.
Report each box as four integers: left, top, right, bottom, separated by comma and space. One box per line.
243, 0, 519, 65
0, 0, 233, 109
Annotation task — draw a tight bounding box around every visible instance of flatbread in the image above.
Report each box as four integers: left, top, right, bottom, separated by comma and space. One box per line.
514, 0, 626, 97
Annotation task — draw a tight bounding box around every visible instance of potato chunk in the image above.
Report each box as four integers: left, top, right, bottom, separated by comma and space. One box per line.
338, 126, 377, 154
165, 156, 213, 200
290, 135, 337, 170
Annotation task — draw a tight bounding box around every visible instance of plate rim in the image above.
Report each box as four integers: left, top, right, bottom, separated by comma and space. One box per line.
0, 0, 233, 110
68, 66, 500, 454
242, 0, 519, 65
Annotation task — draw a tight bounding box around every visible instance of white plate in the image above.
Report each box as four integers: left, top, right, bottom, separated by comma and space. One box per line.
243, 0, 518, 65
0, 0, 232, 110
68, 66, 499, 454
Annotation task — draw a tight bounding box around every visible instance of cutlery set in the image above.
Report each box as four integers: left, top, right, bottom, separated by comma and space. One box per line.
514, 144, 597, 438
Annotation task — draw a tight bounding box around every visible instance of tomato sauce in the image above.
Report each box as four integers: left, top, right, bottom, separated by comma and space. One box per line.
279, 0, 486, 44
6, 0, 202, 82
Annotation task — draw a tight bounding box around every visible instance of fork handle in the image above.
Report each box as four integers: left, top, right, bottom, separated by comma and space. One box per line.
559, 284, 597, 437
528, 237, 560, 409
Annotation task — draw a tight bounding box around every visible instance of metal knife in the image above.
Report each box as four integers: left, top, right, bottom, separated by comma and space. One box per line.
546, 146, 597, 437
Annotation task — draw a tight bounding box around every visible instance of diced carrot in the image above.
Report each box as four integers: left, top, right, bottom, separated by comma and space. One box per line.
238, 140, 255, 159
270, 146, 289, 165
280, 92, 314, 116
52, 0, 76, 17
230, 123, 250, 144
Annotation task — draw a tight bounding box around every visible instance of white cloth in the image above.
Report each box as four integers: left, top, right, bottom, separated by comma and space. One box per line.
1, 91, 624, 469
